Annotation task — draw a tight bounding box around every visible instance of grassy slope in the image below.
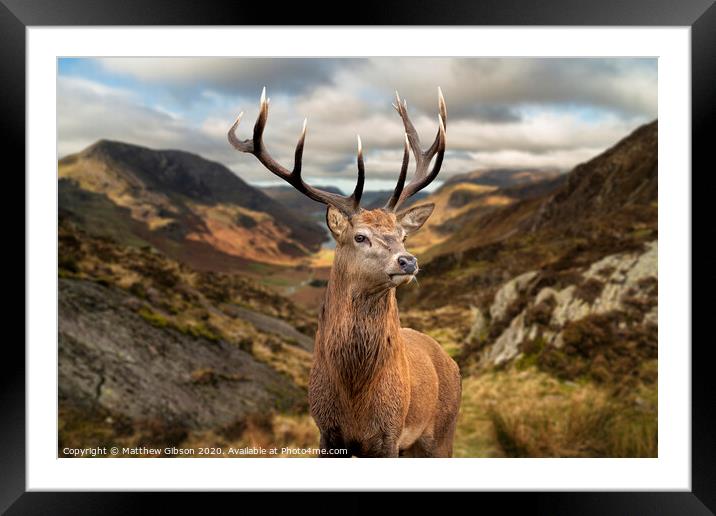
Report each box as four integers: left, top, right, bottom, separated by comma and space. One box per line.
398, 122, 658, 457
58, 216, 327, 454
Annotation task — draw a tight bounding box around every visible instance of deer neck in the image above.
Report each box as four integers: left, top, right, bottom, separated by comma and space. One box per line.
316, 265, 404, 397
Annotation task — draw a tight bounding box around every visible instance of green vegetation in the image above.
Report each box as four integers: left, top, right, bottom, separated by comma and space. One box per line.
59, 179, 149, 249
137, 306, 170, 328
58, 215, 314, 391
180, 322, 221, 342
138, 305, 221, 342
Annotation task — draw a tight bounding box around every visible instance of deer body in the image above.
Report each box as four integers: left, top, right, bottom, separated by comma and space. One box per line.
309, 209, 461, 457
228, 87, 462, 457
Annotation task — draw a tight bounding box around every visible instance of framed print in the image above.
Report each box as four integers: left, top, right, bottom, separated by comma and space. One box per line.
5, 0, 714, 512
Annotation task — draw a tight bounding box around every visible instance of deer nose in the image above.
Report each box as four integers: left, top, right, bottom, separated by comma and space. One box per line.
397, 254, 418, 274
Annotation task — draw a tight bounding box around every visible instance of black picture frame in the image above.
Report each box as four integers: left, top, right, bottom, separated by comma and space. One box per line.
4, 0, 713, 512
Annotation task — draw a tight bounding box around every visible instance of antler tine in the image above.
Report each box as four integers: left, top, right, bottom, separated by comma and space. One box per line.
353, 135, 365, 209
385, 133, 410, 210
228, 87, 364, 216
388, 88, 447, 211
427, 87, 448, 156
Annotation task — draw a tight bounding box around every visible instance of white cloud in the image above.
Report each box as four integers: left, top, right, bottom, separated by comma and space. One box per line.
335, 58, 657, 121
58, 57, 657, 189
59, 76, 222, 163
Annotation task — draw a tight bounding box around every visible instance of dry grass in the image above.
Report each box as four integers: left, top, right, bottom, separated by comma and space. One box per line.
399, 306, 473, 358
455, 367, 657, 458
251, 338, 313, 389
407, 182, 500, 254
60, 365, 656, 459
180, 413, 321, 457
60, 400, 321, 458
307, 248, 335, 268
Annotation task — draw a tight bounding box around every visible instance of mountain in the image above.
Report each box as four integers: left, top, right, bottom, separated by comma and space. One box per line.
58, 215, 321, 455
404, 169, 566, 254
360, 190, 428, 210
261, 184, 344, 223
397, 121, 658, 457
261, 185, 428, 221
402, 120, 657, 310
59, 140, 327, 269
260, 168, 556, 247
530, 121, 657, 230
56, 121, 659, 458
443, 168, 562, 189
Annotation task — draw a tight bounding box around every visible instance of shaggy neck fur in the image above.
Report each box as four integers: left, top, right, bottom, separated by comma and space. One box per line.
316, 255, 403, 399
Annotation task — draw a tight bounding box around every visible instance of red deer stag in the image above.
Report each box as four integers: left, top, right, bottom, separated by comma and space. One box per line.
228, 87, 461, 457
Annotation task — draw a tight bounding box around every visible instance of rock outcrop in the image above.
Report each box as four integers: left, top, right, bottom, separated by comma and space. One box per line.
472, 240, 657, 367
59, 278, 305, 429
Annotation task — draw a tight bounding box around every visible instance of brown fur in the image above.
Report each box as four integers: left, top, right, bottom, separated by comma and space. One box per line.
308, 207, 462, 457
354, 209, 398, 231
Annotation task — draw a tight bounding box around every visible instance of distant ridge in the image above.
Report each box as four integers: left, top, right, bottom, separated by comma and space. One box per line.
59, 139, 327, 269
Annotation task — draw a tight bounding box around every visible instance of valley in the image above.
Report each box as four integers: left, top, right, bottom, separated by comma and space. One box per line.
58, 121, 658, 457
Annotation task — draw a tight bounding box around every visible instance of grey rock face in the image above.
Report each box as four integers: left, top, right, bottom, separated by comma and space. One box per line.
550, 240, 657, 328
59, 278, 304, 429
474, 240, 657, 367
483, 312, 528, 365
466, 306, 488, 345
489, 271, 538, 322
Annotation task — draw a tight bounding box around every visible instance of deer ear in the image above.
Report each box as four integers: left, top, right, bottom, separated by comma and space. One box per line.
397, 203, 434, 235
326, 205, 350, 240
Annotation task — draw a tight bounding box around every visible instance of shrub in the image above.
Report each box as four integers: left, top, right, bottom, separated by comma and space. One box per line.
137, 307, 170, 328
190, 368, 218, 386
181, 322, 221, 342
237, 336, 254, 354
135, 417, 188, 450
128, 282, 147, 299
59, 255, 80, 274
574, 277, 606, 304
538, 311, 657, 384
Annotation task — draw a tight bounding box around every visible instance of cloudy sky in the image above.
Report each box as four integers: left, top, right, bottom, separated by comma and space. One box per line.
58, 57, 657, 192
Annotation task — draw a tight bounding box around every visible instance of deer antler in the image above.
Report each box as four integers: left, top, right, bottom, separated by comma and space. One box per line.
385, 88, 447, 211
228, 87, 364, 215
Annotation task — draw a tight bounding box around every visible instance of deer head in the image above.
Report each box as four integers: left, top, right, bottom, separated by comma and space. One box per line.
228, 88, 447, 294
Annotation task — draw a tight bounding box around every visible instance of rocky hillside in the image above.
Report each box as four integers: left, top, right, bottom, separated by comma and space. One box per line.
530, 121, 657, 231
466, 240, 657, 376
404, 169, 566, 254
59, 277, 305, 429
398, 121, 658, 457
56, 120, 658, 458
58, 216, 320, 455
402, 121, 657, 311
59, 140, 326, 269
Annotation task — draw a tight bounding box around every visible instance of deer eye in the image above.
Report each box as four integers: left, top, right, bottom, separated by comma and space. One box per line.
354, 234, 367, 243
